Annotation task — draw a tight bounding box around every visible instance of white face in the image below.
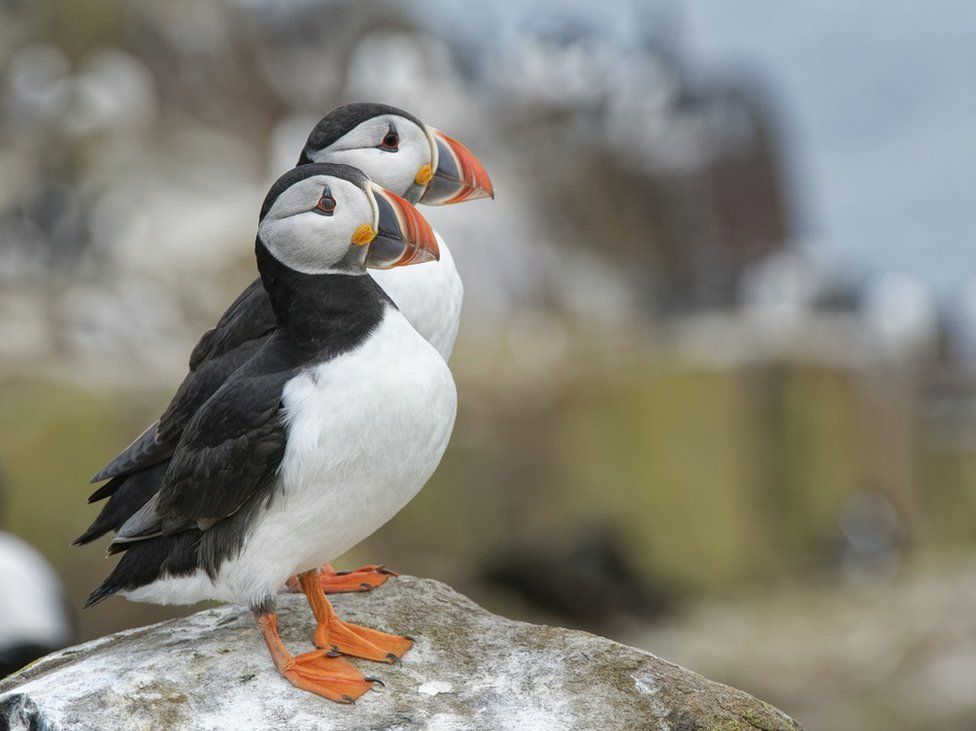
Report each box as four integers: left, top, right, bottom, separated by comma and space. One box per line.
258, 175, 377, 275
307, 114, 434, 198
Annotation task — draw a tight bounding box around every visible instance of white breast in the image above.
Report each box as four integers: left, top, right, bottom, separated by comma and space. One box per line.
211, 306, 456, 604
370, 231, 462, 362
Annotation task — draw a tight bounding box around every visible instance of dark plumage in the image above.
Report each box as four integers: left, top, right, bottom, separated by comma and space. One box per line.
76, 283, 275, 544
85, 531, 201, 608
89, 278, 277, 486
75, 462, 167, 545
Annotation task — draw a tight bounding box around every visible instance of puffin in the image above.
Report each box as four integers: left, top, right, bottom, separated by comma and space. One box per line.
85, 163, 457, 702
76, 103, 490, 593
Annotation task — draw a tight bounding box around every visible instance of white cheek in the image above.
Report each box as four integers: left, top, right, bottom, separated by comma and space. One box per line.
316, 148, 423, 198
260, 215, 351, 275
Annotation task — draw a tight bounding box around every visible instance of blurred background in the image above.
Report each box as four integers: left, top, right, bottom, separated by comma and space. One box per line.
1, 0, 975, 728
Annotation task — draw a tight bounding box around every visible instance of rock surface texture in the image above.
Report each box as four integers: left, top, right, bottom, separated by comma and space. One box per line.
0, 576, 801, 730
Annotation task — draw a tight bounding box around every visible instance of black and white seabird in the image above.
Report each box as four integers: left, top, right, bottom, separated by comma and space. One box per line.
77, 103, 491, 592
85, 164, 456, 702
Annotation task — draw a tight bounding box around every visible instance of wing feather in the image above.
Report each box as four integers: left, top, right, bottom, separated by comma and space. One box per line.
110, 335, 300, 549
90, 278, 276, 483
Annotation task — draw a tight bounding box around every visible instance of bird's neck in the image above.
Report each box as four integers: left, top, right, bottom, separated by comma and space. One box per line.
256, 239, 387, 348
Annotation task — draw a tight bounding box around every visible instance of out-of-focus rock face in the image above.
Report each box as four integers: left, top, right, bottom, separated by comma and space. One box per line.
0, 576, 801, 731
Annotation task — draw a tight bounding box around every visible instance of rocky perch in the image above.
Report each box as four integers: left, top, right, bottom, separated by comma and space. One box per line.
0, 576, 801, 730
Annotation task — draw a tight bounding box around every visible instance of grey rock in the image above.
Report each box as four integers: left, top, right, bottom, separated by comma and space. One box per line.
0, 576, 802, 730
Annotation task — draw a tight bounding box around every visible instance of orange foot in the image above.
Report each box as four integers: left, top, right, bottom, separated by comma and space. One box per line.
319, 563, 398, 593
286, 563, 398, 595
298, 570, 414, 664
256, 612, 378, 703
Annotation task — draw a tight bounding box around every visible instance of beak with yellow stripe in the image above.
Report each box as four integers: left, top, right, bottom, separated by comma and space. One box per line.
419, 127, 494, 205
363, 182, 440, 269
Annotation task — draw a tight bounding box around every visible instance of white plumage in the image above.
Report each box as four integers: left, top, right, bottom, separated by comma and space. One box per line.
372, 231, 462, 361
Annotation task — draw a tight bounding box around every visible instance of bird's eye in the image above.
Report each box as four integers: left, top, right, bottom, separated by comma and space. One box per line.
314, 192, 336, 215
379, 126, 399, 152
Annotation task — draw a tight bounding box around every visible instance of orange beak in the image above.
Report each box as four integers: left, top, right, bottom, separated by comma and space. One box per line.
365, 184, 440, 269
420, 127, 494, 205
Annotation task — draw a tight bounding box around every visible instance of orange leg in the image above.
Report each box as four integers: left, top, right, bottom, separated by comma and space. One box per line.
298, 570, 413, 664
285, 563, 398, 594
255, 612, 377, 703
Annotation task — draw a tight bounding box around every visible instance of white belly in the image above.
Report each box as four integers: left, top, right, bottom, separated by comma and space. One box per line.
370, 232, 462, 361
211, 308, 455, 604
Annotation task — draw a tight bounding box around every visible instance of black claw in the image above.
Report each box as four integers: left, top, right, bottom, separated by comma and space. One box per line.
325, 648, 342, 658
365, 676, 385, 687
340, 695, 354, 703
386, 652, 402, 666
403, 635, 416, 642
360, 582, 373, 591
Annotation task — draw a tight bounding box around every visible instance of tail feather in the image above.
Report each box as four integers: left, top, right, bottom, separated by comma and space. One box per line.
87, 476, 122, 504
74, 462, 168, 546
73, 521, 111, 547
84, 584, 116, 608
84, 530, 203, 608
90, 421, 168, 484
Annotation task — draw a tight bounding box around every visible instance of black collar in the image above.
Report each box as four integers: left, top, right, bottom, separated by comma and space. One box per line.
255, 238, 388, 351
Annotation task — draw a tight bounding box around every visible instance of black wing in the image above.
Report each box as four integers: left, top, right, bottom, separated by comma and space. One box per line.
186, 277, 276, 370
90, 278, 276, 483
112, 333, 303, 546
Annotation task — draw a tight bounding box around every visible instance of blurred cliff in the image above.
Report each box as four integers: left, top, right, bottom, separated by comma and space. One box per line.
1, 2, 975, 729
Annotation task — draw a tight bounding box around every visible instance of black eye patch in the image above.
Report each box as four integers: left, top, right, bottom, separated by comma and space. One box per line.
314, 186, 336, 216
378, 124, 399, 152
